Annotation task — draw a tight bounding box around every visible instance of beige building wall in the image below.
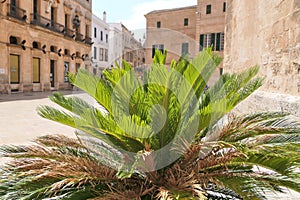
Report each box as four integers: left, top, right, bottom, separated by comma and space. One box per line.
0, 0, 92, 93
224, 0, 300, 117
225, 0, 300, 95
145, 6, 198, 65
144, 2, 226, 85
121, 24, 145, 68
196, 0, 226, 84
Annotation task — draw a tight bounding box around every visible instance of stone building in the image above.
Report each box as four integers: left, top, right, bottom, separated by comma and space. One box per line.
144, 0, 226, 84
0, 0, 92, 93
224, 0, 300, 117
121, 24, 145, 68
92, 12, 110, 74
108, 22, 145, 69
144, 5, 198, 65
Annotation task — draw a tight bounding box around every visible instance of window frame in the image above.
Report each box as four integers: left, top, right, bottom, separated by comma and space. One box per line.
181, 42, 189, 55
184, 18, 189, 26
10, 54, 20, 84
206, 4, 212, 14
32, 57, 40, 83
64, 61, 69, 83
94, 27, 97, 38
157, 21, 161, 28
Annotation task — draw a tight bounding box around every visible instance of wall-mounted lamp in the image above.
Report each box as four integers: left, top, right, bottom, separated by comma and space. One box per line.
58, 48, 62, 56
42, 44, 46, 54
71, 53, 76, 60
21, 40, 26, 50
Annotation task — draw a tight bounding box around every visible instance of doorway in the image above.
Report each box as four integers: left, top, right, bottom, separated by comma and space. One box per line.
50, 60, 55, 88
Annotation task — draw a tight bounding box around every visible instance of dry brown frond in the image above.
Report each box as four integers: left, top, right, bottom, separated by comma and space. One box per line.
34, 134, 84, 149
156, 187, 174, 200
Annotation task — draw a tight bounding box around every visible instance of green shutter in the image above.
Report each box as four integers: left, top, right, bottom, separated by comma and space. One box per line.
216, 33, 221, 51
211, 33, 215, 50
200, 34, 204, 51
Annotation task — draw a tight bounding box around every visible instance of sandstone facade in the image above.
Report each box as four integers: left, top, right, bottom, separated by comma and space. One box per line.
225, 0, 300, 94
144, 0, 226, 85
224, 0, 300, 117
145, 6, 198, 65
0, 0, 92, 93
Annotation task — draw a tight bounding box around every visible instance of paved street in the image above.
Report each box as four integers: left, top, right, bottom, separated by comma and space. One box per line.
0, 91, 77, 145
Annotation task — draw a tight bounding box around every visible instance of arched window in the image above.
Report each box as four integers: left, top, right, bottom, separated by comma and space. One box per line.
32, 41, 39, 49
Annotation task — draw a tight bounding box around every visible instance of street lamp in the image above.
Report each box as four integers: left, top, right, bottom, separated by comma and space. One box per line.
72, 15, 80, 32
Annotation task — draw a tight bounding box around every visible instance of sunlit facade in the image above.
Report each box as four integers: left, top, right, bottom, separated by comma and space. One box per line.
0, 0, 92, 93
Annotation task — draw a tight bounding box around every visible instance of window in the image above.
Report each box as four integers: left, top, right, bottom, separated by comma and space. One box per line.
9, 36, 18, 45
199, 32, 224, 51
32, 41, 39, 49
94, 47, 97, 60
86, 24, 90, 37
184, 18, 189, 26
106, 34, 108, 43
32, 57, 40, 83
105, 49, 108, 61
33, 0, 38, 19
223, 2, 226, 12
157, 21, 161, 28
64, 49, 70, 56
51, 7, 56, 24
94, 27, 97, 38
100, 31, 103, 41
50, 45, 56, 52
10, 54, 19, 83
152, 44, 164, 58
99, 48, 104, 61
206, 5, 211, 14
220, 68, 223, 76
64, 62, 69, 82
181, 43, 189, 55
65, 14, 69, 29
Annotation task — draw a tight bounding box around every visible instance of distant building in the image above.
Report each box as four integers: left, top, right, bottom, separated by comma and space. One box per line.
0, 0, 92, 93
145, 5, 198, 65
108, 23, 145, 70
145, 0, 226, 84
92, 12, 110, 75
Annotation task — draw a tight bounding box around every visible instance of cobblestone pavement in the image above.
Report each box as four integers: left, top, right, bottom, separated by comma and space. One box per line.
0, 91, 299, 199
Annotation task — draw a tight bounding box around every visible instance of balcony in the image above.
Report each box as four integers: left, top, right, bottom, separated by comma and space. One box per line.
64, 28, 74, 39
75, 32, 84, 42
7, 4, 27, 21
30, 14, 64, 34
85, 36, 92, 45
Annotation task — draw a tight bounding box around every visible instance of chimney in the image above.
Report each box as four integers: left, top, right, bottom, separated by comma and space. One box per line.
103, 11, 107, 22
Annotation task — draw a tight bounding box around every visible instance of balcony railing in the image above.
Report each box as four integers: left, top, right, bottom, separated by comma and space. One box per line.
8, 4, 27, 21
30, 14, 64, 34
85, 36, 92, 45
75, 32, 84, 42
64, 28, 74, 39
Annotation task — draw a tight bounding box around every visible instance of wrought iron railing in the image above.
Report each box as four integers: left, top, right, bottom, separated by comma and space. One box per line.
64, 28, 74, 39
75, 32, 84, 42
85, 36, 92, 45
30, 14, 64, 34
8, 4, 27, 21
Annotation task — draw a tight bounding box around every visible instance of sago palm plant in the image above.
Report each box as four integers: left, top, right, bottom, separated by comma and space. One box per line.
0, 49, 299, 200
